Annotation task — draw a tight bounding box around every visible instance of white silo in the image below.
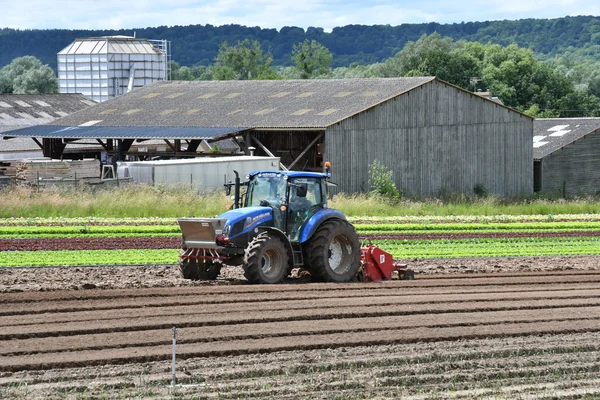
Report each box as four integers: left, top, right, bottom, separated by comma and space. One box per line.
57, 35, 170, 103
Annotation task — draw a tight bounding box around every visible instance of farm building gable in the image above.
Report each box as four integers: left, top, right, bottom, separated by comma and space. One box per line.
326, 79, 533, 196
533, 118, 600, 196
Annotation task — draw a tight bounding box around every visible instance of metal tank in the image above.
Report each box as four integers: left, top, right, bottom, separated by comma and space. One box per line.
57, 35, 169, 103
116, 156, 281, 192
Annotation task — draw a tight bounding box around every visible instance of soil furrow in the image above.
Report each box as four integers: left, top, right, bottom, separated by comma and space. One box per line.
1, 297, 599, 340
2, 288, 600, 326
2, 270, 600, 303
1, 334, 596, 388
1, 319, 599, 372
0, 306, 598, 356
3, 282, 600, 317
1, 332, 598, 399
0, 265, 599, 397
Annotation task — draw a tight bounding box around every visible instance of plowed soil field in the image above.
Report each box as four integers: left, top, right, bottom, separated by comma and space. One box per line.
1, 260, 600, 399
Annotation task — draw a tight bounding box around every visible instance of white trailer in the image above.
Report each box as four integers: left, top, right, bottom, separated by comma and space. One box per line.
117, 156, 280, 192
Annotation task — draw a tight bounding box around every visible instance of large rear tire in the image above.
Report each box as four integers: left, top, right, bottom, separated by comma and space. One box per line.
243, 233, 289, 284
305, 220, 361, 282
179, 250, 222, 280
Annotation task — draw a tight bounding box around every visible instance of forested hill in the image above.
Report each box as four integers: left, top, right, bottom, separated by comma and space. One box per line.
1, 15, 599, 69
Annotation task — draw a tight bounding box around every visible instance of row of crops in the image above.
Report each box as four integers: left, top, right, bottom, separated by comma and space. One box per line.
1, 215, 600, 267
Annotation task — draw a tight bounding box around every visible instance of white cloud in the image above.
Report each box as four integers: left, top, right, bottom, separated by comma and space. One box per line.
0, 0, 598, 30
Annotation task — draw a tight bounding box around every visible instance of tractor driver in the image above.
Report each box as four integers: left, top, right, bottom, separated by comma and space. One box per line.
288, 183, 313, 239
289, 183, 312, 214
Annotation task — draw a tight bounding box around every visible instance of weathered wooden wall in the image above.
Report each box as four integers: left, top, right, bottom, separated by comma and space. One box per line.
325, 80, 533, 197
540, 128, 600, 197
252, 130, 323, 170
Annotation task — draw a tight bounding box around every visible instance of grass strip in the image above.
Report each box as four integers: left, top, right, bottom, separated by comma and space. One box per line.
375, 236, 600, 259
0, 249, 178, 267
354, 221, 600, 232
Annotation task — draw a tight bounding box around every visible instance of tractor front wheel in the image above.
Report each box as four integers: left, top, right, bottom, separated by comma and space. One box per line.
243, 233, 289, 284
305, 220, 361, 282
179, 250, 222, 280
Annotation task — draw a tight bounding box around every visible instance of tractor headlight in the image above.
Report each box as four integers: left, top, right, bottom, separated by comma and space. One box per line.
222, 224, 231, 238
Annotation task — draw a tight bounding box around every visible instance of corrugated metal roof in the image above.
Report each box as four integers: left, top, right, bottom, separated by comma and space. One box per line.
0, 94, 93, 125
0, 94, 94, 154
0, 137, 180, 154
0, 137, 41, 152
58, 37, 163, 55
533, 118, 600, 159
49, 77, 435, 129
2, 126, 248, 141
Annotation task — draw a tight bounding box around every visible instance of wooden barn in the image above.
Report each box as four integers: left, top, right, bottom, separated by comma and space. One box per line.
2, 78, 533, 197
533, 118, 600, 196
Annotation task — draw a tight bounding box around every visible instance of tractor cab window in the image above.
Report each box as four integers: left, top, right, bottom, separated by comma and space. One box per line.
246, 174, 287, 208
288, 178, 323, 240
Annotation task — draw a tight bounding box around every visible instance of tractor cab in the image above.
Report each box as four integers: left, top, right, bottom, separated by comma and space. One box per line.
244, 171, 327, 241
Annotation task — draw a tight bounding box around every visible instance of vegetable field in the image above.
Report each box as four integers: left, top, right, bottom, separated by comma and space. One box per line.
1, 215, 600, 398
1, 215, 600, 267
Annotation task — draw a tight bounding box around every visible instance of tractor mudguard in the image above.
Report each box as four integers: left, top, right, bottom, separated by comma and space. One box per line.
298, 209, 347, 244
255, 226, 295, 270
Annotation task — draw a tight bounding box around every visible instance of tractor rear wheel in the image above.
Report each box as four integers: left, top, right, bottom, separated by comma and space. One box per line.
243, 233, 289, 284
179, 250, 222, 280
305, 220, 361, 282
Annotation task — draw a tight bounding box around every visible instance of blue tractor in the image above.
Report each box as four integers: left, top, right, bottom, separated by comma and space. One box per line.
177, 165, 362, 284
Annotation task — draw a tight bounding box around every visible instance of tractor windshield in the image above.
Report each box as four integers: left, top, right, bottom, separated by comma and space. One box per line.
246, 173, 288, 208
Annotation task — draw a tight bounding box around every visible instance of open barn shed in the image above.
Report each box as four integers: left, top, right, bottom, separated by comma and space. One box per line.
2, 78, 533, 197
533, 118, 600, 196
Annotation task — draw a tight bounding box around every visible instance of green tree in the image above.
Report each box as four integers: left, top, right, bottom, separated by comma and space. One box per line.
292, 39, 333, 78
375, 33, 481, 89
553, 89, 600, 117
0, 56, 58, 94
589, 76, 600, 98
523, 104, 559, 118
174, 66, 195, 81
213, 39, 279, 80
480, 44, 574, 112
190, 65, 214, 80
168, 61, 196, 81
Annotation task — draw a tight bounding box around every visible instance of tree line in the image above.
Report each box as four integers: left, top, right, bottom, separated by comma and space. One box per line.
2, 33, 599, 117
1, 15, 599, 70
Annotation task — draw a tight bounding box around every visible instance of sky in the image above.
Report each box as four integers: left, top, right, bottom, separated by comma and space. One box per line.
1, 0, 599, 31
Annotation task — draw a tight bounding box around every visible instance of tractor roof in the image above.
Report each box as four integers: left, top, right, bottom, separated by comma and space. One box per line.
249, 170, 328, 179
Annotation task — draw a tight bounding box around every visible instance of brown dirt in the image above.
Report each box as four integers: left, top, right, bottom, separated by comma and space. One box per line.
0, 258, 599, 398
0, 255, 599, 293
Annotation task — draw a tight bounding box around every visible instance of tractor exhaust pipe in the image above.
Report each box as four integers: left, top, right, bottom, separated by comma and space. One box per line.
233, 170, 241, 209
